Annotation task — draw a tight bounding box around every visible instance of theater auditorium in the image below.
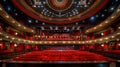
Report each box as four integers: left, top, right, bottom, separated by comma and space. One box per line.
0, 0, 120, 67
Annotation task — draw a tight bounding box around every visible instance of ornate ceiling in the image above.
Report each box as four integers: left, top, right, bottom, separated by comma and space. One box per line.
0, 0, 120, 45
0, 0, 120, 30
46, 0, 73, 11
12, 0, 108, 24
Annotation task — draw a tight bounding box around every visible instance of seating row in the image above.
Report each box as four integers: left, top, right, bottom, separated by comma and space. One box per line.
13, 50, 109, 61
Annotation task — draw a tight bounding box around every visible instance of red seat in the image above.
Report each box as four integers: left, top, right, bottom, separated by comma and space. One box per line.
12, 50, 110, 61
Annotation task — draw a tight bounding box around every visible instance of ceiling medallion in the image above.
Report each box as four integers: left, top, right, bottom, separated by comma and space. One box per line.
46, 0, 74, 12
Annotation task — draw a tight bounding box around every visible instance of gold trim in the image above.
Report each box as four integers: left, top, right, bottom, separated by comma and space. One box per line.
85, 5, 120, 34
0, 5, 35, 34
0, 29, 120, 44
46, 0, 74, 12
20, 0, 100, 21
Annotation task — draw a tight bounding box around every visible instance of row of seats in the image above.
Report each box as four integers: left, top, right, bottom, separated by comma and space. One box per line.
0, 50, 13, 55
0, 50, 29, 60
90, 50, 120, 60
12, 50, 109, 61
35, 33, 81, 41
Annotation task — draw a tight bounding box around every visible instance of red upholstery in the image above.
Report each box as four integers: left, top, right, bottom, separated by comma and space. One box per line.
35, 31, 81, 41
105, 50, 120, 55
13, 50, 109, 61
0, 50, 13, 55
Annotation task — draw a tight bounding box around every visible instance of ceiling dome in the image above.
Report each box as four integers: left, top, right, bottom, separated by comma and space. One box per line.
12, 0, 108, 24
46, 0, 73, 12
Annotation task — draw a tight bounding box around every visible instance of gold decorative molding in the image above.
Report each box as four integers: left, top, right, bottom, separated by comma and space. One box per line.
86, 5, 120, 34
0, 5, 35, 34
